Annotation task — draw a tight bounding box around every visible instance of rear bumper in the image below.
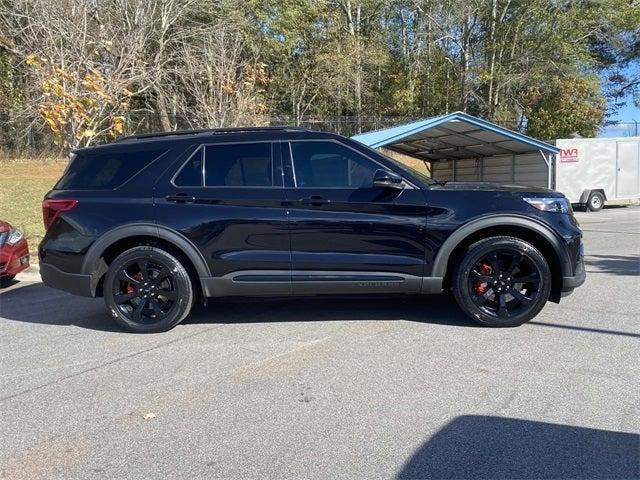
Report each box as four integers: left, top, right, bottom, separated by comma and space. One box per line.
40, 262, 94, 297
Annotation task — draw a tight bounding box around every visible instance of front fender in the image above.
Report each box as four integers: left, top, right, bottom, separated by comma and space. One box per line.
430, 214, 573, 279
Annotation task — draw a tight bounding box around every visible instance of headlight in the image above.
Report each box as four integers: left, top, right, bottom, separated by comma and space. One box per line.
523, 197, 571, 214
6, 228, 24, 245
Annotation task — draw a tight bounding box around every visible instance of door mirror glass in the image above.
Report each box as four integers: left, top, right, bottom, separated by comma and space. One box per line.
373, 169, 404, 190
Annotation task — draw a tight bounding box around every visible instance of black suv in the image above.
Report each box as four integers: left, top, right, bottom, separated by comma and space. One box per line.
39, 127, 585, 332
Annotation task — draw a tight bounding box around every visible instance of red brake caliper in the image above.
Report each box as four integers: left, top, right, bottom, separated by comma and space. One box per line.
126, 272, 144, 294
474, 261, 493, 295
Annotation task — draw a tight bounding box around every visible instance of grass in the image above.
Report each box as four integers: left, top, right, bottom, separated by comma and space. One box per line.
0, 158, 67, 252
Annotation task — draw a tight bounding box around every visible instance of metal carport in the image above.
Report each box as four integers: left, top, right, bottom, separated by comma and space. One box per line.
352, 111, 559, 188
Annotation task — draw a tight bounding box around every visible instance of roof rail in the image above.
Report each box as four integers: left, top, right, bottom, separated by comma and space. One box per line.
115, 126, 312, 143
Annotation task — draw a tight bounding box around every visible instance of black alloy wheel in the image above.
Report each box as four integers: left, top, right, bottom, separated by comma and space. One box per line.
453, 236, 551, 327
468, 251, 541, 319
113, 258, 177, 323
104, 246, 194, 333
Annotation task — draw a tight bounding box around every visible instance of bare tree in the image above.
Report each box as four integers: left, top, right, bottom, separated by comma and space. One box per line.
0, 0, 194, 147
172, 23, 268, 128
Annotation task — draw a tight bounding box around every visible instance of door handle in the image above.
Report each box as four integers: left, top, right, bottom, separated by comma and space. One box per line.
166, 193, 196, 203
300, 196, 329, 206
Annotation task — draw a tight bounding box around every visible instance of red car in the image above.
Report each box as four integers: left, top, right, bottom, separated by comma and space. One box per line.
0, 220, 29, 284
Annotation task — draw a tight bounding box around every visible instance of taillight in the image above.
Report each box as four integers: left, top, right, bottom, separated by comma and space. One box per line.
42, 199, 78, 230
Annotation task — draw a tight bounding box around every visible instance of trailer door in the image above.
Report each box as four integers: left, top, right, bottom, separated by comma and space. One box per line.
616, 141, 639, 199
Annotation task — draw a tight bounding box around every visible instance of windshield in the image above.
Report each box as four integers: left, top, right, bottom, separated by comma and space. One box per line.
374, 149, 437, 185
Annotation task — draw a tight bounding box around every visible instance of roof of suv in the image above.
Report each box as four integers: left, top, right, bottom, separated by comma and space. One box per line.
114, 126, 313, 143
73, 127, 343, 153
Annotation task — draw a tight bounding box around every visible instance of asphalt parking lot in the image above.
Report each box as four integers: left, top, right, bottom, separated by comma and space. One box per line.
1, 207, 638, 479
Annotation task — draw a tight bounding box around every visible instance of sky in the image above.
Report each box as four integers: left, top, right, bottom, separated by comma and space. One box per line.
602, 99, 640, 137
610, 99, 640, 122
600, 65, 639, 137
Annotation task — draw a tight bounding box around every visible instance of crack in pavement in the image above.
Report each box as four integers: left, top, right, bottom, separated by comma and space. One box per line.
0, 323, 228, 403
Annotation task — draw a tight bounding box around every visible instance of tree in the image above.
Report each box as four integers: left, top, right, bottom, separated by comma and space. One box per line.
524, 76, 605, 139
172, 23, 269, 128
0, 0, 160, 147
0, 0, 636, 150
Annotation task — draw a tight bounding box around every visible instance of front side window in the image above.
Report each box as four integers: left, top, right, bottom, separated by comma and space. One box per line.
205, 143, 273, 187
290, 141, 379, 188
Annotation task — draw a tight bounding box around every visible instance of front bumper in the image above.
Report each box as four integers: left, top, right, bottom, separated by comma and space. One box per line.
40, 262, 94, 297
0, 240, 30, 277
561, 257, 586, 293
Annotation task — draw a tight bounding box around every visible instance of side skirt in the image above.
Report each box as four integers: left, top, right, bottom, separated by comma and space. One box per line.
201, 271, 443, 297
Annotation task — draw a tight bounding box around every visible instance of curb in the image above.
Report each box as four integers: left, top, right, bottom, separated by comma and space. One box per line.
15, 263, 41, 283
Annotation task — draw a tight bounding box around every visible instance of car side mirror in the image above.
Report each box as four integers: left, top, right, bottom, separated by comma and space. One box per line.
373, 169, 404, 190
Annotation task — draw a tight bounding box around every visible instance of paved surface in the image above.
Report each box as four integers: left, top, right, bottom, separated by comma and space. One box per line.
1, 207, 638, 479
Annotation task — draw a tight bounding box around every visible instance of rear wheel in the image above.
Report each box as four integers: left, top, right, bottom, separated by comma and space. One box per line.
103, 246, 194, 333
452, 236, 551, 327
587, 191, 604, 212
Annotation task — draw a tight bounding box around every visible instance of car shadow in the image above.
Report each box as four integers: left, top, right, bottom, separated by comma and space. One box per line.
585, 254, 640, 276
397, 415, 639, 479
0, 283, 476, 332
186, 294, 476, 328
0, 277, 20, 289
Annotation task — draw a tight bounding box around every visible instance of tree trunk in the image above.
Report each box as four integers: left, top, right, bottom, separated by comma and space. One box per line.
156, 96, 172, 132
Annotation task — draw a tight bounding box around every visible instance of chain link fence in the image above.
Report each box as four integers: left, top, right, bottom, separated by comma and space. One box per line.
1, 112, 638, 155
599, 121, 640, 138
120, 112, 425, 138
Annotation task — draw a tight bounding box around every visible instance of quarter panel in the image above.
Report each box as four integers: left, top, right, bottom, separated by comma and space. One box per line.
39, 189, 156, 274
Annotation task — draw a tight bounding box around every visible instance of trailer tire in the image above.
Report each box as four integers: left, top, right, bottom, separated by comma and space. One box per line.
587, 191, 605, 212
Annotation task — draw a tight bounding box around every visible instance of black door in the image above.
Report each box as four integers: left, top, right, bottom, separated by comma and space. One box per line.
283, 140, 429, 295
155, 141, 291, 296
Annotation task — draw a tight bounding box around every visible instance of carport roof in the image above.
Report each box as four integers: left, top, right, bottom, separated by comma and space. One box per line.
351, 111, 559, 161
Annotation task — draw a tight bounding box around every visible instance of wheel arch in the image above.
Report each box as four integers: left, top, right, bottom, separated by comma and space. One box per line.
579, 188, 607, 204
434, 215, 571, 303
81, 223, 210, 296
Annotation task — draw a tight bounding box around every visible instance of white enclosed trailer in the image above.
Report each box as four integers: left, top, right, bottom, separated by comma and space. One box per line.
554, 137, 640, 211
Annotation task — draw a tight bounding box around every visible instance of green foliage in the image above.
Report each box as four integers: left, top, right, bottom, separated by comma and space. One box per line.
0, 0, 637, 147
524, 76, 606, 139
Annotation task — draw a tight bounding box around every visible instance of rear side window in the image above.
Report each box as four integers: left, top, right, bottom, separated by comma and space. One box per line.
56, 149, 165, 189
174, 148, 203, 187
204, 143, 273, 187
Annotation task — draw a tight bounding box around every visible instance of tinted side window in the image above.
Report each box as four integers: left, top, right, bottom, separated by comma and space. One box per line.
205, 143, 273, 187
56, 149, 165, 189
174, 148, 203, 186
290, 141, 378, 188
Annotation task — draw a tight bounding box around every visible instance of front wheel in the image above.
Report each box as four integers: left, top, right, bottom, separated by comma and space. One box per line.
452, 236, 551, 327
103, 246, 194, 333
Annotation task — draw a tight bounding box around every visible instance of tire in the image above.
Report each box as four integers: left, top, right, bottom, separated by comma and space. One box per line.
587, 191, 604, 212
452, 236, 551, 327
103, 246, 194, 333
